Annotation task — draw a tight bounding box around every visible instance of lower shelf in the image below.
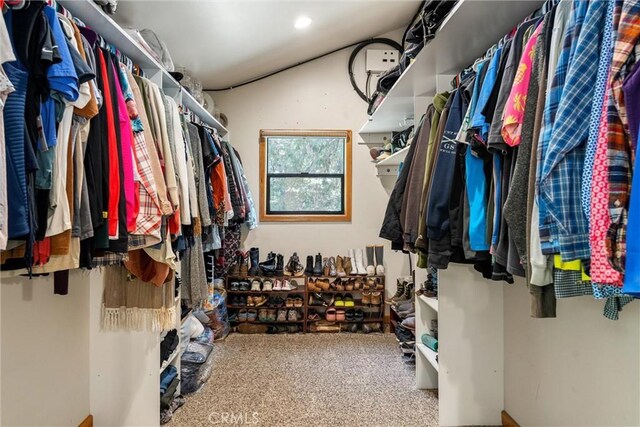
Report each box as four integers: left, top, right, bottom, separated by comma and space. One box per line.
417, 343, 439, 373
307, 318, 384, 323
230, 320, 305, 324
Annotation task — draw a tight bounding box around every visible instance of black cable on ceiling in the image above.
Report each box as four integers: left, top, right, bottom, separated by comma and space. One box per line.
205, 38, 390, 91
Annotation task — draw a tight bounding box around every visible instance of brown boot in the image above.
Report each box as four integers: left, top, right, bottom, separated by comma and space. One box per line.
336, 256, 346, 277
323, 257, 330, 276
344, 257, 353, 276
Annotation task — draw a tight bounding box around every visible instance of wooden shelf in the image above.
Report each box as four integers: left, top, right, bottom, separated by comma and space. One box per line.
418, 295, 439, 313
306, 289, 383, 294
359, 0, 541, 134
417, 343, 439, 373
309, 304, 383, 309
308, 275, 385, 279
228, 305, 304, 309
307, 318, 384, 323
226, 290, 306, 294
229, 320, 305, 324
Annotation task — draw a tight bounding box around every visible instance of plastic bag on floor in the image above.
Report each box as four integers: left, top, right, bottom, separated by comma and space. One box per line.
204, 279, 230, 340
180, 341, 214, 394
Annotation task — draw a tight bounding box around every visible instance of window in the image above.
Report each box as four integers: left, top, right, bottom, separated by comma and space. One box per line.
259, 130, 352, 222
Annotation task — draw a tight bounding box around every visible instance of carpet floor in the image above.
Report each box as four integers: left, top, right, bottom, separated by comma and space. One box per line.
169, 333, 438, 427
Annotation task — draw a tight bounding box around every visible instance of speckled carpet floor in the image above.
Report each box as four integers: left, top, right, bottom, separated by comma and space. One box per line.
169, 333, 438, 427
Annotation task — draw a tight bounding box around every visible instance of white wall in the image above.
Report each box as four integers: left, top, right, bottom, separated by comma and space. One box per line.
213, 31, 410, 300
1, 272, 90, 427
504, 281, 640, 427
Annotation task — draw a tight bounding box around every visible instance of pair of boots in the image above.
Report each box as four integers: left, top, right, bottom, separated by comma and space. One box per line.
244, 248, 284, 277
304, 254, 354, 277
365, 245, 384, 276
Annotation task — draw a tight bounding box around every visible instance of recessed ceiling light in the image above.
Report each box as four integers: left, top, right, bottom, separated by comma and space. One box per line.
294, 16, 312, 29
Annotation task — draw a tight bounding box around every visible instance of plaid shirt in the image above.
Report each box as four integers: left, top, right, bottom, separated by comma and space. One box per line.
607, 0, 640, 272
539, 0, 607, 261
537, 0, 587, 255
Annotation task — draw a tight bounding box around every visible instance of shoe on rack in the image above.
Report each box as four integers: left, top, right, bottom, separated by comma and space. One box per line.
336, 256, 346, 277
328, 257, 337, 277
326, 308, 337, 322
253, 295, 267, 307
267, 309, 277, 321
322, 257, 330, 277
230, 281, 240, 291
285, 252, 305, 277
317, 278, 330, 291
294, 297, 303, 308
304, 255, 314, 276
336, 309, 346, 322
335, 280, 345, 292
307, 279, 321, 292
371, 291, 382, 306
344, 293, 355, 307
343, 256, 353, 276
345, 309, 355, 321
362, 291, 371, 305
238, 309, 248, 322
334, 294, 344, 307
354, 249, 367, 275
275, 254, 284, 276
354, 277, 363, 290
276, 309, 287, 322
259, 252, 277, 276
287, 309, 299, 322
313, 253, 323, 276
246, 296, 255, 307
239, 281, 251, 291
307, 310, 321, 321
247, 309, 258, 322
239, 251, 249, 276
374, 245, 385, 275
395, 326, 415, 344
258, 308, 268, 322
393, 282, 414, 306
248, 247, 260, 276
385, 280, 406, 305
289, 280, 299, 290
273, 279, 283, 291
345, 279, 354, 291
228, 252, 241, 277
309, 293, 324, 306
251, 279, 262, 291
285, 296, 294, 308
263, 279, 273, 291
354, 309, 365, 322
365, 246, 376, 276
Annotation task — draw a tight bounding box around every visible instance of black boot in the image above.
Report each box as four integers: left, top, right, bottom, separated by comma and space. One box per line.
275, 254, 284, 276
304, 256, 314, 276
259, 252, 277, 276
248, 247, 260, 276
313, 253, 323, 276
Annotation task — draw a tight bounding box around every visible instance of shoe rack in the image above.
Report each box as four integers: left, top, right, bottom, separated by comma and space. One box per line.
306, 275, 386, 333
224, 275, 386, 334
225, 276, 308, 333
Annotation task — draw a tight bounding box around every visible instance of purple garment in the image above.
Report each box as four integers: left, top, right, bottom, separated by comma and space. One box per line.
623, 59, 640, 152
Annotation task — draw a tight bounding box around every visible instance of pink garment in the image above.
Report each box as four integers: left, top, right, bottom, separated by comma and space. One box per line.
111, 62, 137, 233
590, 91, 623, 286
502, 22, 543, 147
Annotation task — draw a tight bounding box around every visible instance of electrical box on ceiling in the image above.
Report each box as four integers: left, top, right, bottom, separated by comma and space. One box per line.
365, 49, 399, 73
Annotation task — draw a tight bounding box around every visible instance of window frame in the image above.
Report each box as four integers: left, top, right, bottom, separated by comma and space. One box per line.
259, 129, 352, 222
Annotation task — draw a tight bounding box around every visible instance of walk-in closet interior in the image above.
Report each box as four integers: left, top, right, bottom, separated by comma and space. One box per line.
1, 0, 639, 426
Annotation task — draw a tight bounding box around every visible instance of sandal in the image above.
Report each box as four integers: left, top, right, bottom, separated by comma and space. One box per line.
344, 293, 355, 307
334, 294, 344, 307
326, 308, 337, 322
336, 309, 346, 322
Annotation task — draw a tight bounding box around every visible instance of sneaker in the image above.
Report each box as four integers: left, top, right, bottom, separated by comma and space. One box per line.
239, 281, 251, 291
395, 326, 415, 343
276, 309, 287, 322
258, 308, 268, 322
267, 309, 277, 321
251, 279, 262, 291
287, 309, 298, 322
282, 279, 293, 290
273, 279, 283, 291
263, 279, 273, 291
230, 282, 240, 291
